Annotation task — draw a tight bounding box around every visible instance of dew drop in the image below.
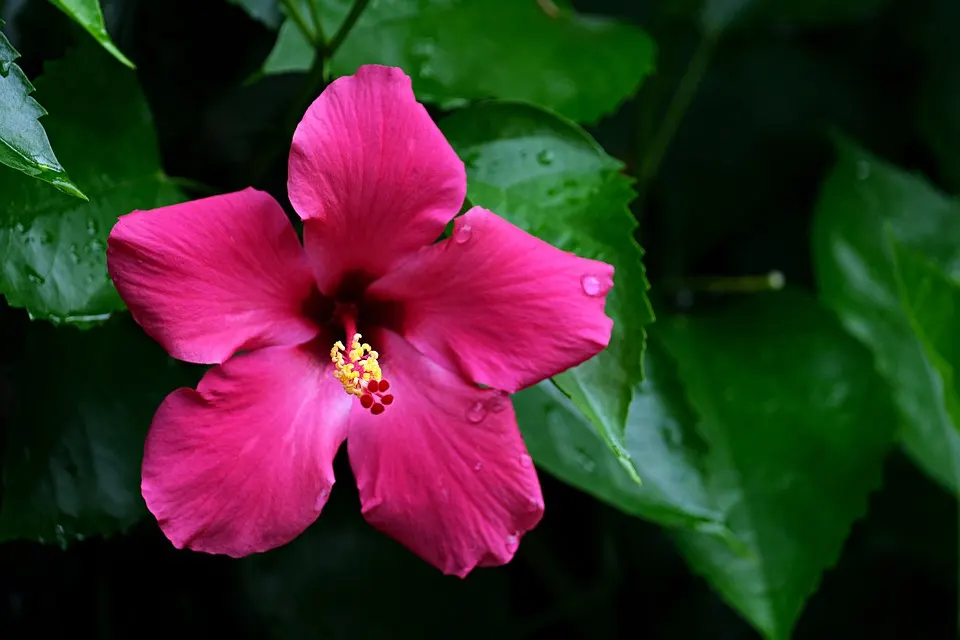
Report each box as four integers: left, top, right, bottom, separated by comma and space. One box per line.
519, 454, 533, 469
315, 487, 331, 509
505, 534, 519, 552
54, 524, 68, 550
580, 274, 609, 297
573, 447, 596, 473
536, 149, 555, 166
486, 390, 509, 413
14, 222, 25, 234
86, 219, 98, 236
473, 462, 484, 472
453, 222, 473, 245
527, 498, 543, 513
26, 270, 45, 286
68, 245, 81, 264
466, 400, 487, 423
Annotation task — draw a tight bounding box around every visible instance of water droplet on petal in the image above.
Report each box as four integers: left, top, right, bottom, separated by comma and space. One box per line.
580, 274, 610, 297
536, 149, 555, 166
505, 534, 519, 553
527, 498, 543, 513
466, 400, 487, 423
473, 462, 484, 472
486, 390, 509, 413
453, 222, 472, 245
519, 454, 533, 469
315, 487, 331, 509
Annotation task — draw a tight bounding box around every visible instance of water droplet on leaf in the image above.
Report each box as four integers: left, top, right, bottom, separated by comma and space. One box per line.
26, 269, 45, 285
466, 401, 487, 423
54, 524, 68, 549
536, 150, 555, 165
573, 446, 596, 473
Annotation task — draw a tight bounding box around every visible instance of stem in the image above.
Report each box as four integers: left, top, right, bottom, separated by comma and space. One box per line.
248, 0, 370, 184
665, 271, 786, 294
281, 0, 317, 44
308, 0, 325, 45
324, 0, 369, 58
635, 32, 717, 204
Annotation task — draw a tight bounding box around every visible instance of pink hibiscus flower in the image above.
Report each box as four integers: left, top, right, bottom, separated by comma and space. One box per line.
106, 65, 614, 577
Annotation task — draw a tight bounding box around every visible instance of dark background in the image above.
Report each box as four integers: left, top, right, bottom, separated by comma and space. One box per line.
1, 0, 956, 637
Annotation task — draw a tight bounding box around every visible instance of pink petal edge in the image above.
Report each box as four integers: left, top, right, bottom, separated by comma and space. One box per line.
367, 207, 614, 392
142, 342, 351, 557
288, 65, 466, 294
347, 329, 544, 578
107, 188, 319, 364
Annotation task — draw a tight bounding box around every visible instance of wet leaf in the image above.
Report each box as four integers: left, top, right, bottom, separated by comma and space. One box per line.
0, 42, 184, 325
0, 22, 84, 198
813, 138, 960, 491
442, 102, 654, 482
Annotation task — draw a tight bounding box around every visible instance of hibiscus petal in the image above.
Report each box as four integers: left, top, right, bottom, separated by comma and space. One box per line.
288, 65, 466, 293
107, 188, 319, 364
347, 330, 543, 577
142, 342, 351, 557
367, 207, 614, 392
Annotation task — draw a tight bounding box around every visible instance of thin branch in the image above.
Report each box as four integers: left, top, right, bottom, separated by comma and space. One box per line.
324, 0, 370, 58
635, 33, 716, 204
281, 0, 317, 44
307, 0, 325, 45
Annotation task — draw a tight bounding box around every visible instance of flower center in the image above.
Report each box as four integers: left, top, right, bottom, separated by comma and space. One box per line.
330, 333, 394, 415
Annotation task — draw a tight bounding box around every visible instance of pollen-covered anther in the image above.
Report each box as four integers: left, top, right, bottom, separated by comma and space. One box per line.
330, 333, 393, 414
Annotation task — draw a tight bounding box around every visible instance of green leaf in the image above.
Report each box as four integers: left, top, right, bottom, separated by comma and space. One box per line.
48, 0, 135, 69
0, 42, 185, 325
513, 337, 722, 531
441, 102, 654, 481
0, 315, 198, 545
262, 17, 314, 76
659, 291, 897, 640
889, 238, 960, 430
812, 138, 960, 491
0, 24, 84, 198
266, 0, 656, 123
228, 0, 283, 28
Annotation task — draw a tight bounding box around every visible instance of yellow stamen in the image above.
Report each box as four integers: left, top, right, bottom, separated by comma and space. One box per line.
331, 333, 383, 397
